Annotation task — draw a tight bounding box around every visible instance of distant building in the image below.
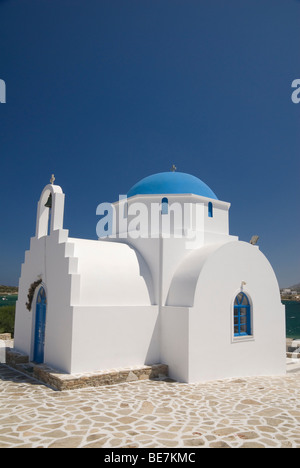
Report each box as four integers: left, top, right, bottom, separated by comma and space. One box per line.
281, 289, 298, 296
13, 171, 286, 382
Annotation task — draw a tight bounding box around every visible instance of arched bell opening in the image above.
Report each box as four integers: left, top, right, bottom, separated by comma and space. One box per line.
35, 182, 65, 239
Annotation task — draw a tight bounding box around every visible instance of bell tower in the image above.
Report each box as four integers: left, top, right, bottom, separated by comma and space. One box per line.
35, 175, 65, 238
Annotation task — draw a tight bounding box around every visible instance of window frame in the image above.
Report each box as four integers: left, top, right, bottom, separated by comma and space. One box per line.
232, 291, 254, 342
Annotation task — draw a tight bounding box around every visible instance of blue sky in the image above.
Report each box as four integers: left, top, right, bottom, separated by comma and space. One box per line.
0, 0, 299, 287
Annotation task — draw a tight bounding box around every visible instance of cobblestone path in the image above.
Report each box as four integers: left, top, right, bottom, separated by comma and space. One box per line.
0, 364, 300, 448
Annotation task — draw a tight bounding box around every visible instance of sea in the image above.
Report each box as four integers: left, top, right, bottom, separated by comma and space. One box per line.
284, 300, 300, 339
0, 295, 18, 307
1, 296, 300, 339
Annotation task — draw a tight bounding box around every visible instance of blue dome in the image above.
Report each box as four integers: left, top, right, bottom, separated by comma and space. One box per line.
127, 172, 218, 200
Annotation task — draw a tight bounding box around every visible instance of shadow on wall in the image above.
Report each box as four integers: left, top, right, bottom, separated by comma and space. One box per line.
129, 245, 156, 305
145, 313, 160, 366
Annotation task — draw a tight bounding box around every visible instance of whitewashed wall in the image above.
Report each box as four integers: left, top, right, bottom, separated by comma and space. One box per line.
14, 229, 76, 373
166, 241, 286, 382
70, 305, 159, 373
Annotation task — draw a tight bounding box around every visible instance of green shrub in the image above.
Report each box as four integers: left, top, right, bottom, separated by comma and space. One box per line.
0, 305, 15, 336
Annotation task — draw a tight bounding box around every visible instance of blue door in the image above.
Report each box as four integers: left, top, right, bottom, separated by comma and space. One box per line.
33, 287, 47, 363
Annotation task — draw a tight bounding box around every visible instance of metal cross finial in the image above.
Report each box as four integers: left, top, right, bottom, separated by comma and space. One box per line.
50, 174, 55, 185
171, 164, 177, 172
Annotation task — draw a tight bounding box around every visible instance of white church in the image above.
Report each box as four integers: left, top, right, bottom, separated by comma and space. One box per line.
13, 170, 286, 383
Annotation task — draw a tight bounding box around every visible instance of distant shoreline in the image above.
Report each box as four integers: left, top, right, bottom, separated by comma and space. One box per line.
0, 286, 18, 296
281, 297, 300, 303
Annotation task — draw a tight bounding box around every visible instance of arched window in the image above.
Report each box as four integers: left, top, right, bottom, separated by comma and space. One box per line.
208, 202, 213, 218
161, 197, 169, 215
234, 292, 251, 336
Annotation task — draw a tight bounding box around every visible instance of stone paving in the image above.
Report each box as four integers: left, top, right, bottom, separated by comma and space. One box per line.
0, 361, 300, 448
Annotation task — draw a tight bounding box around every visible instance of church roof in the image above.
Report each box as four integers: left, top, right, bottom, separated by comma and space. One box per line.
127, 171, 218, 200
